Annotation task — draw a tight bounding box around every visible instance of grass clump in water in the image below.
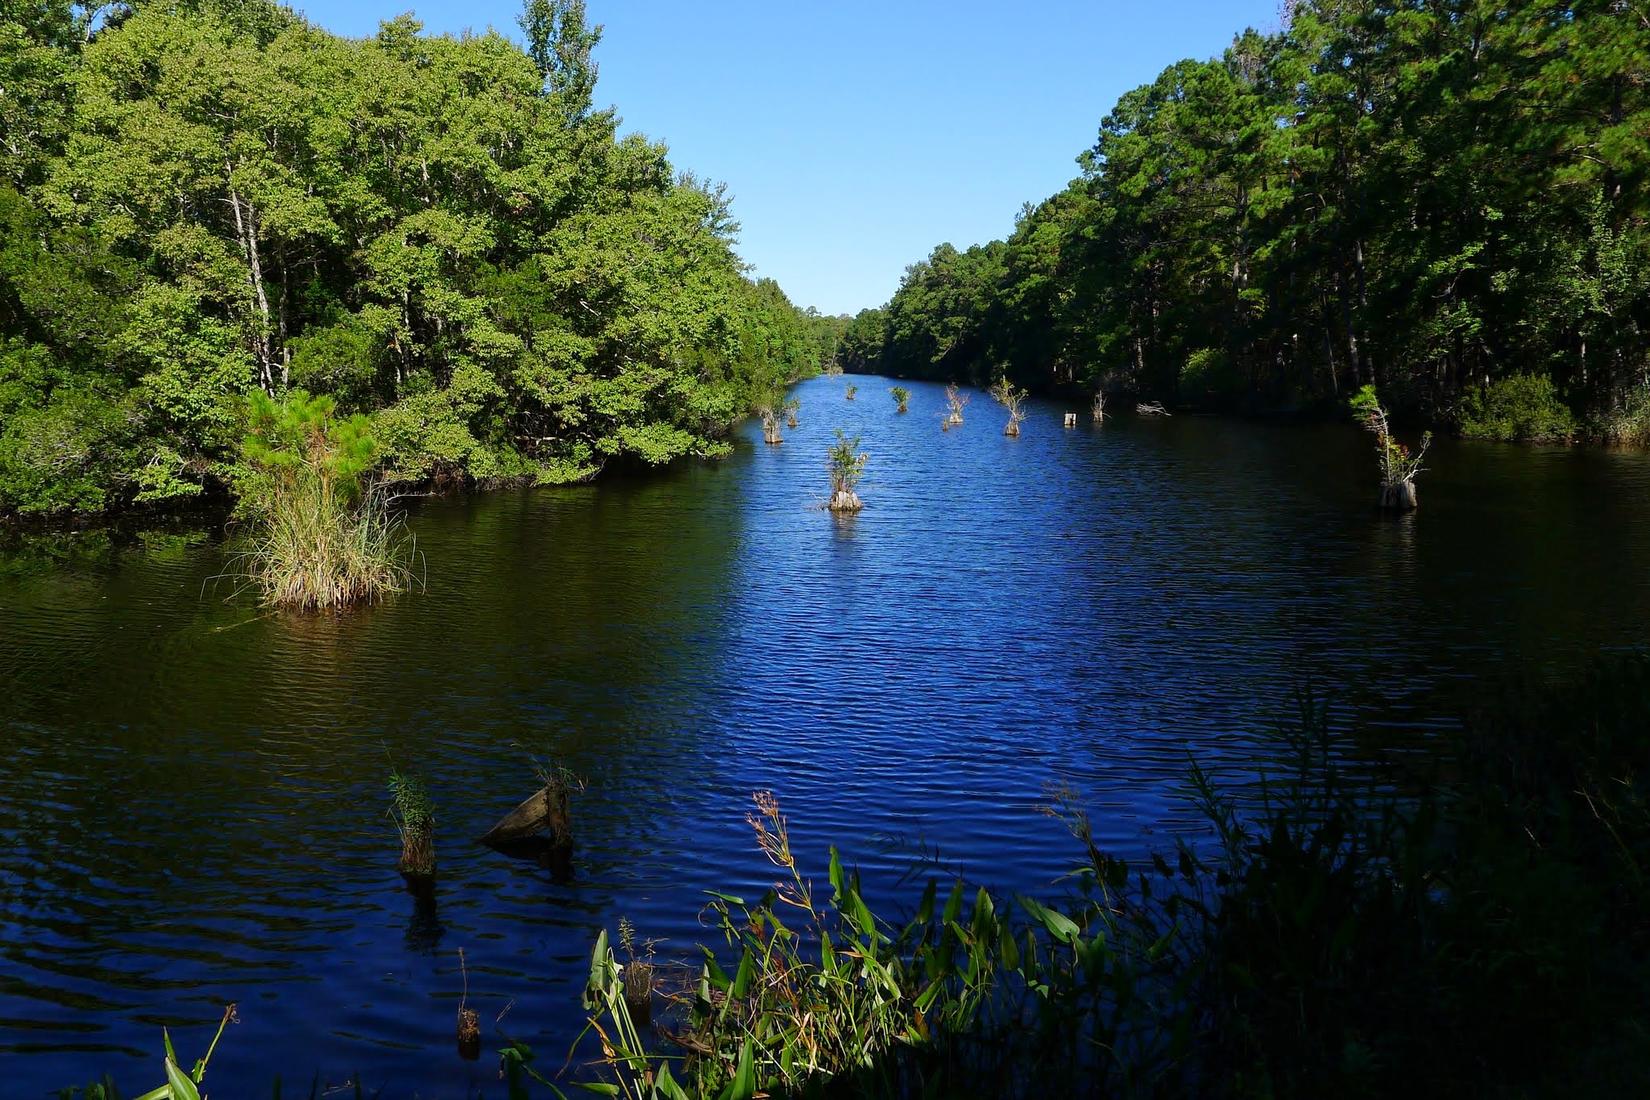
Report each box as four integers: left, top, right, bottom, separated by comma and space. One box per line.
235, 389, 418, 610
388, 767, 436, 878
890, 386, 911, 413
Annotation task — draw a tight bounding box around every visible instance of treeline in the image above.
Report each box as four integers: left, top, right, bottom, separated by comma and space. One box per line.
843, 1, 1650, 443
0, 0, 844, 518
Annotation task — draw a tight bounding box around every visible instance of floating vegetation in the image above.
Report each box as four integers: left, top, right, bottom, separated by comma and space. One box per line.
388, 768, 436, 878
826, 430, 868, 512
1352, 384, 1431, 510
890, 385, 911, 413
989, 376, 1027, 436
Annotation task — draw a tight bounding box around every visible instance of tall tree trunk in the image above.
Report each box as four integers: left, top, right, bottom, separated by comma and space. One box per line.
226, 165, 274, 393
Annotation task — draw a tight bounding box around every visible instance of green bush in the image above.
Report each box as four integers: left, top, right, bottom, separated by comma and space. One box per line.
1457, 373, 1576, 443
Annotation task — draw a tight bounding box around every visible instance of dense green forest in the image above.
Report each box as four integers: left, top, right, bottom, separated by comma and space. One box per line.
843, 0, 1650, 443
0, 0, 844, 519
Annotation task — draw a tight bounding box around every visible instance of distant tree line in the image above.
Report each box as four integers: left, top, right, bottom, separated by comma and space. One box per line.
0, 0, 846, 518
842, 1, 1650, 443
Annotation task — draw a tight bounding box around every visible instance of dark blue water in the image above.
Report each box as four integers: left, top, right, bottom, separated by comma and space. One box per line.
3, 375, 1649, 1096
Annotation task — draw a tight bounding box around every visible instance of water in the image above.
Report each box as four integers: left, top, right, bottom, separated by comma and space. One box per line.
3, 375, 1649, 1096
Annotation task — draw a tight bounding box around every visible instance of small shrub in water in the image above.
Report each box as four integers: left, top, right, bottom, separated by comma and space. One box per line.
1350, 384, 1430, 509
890, 385, 911, 413
943, 382, 969, 427
826, 430, 867, 512
989, 375, 1027, 436
845, 383, 858, 401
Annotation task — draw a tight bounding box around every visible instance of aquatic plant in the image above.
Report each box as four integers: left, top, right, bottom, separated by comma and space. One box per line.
784, 398, 800, 429
387, 768, 436, 877
566, 656, 1650, 1098
1350, 384, 1431, 509
943, 383, 969, 427
60, 1005, 238, 1100
845, 384, 858, 401
826, 430, 868, 512
233, 389, 419, 610
890, 385, 911, 413
616, 916, 656, 1026
989, 376, 1027, 436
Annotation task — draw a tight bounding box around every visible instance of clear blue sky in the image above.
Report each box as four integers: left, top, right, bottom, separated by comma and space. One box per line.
302, 1, 1282, 316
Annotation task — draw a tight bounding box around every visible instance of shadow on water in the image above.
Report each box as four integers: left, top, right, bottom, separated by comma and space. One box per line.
4, 374, 1650, 1093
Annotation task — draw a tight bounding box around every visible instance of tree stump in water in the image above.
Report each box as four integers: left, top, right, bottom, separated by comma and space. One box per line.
1380, 479, 1419, 511
1064, 413, 1077, 428
623, 961, 654, 1026
457, 1008, 480, 1061
480, 784, 572, 850
829, 489, 862, 513
1004, 421, 1020, 437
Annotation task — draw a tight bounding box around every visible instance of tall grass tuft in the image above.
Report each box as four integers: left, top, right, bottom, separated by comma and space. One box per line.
388, 768, 436, 878
233, 389, 419, 610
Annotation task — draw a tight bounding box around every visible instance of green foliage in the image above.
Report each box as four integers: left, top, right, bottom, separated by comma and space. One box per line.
827, 430, 867, 497
1458, 373, 1577, 444
1, 0, 825, 522
890, 385, 910, 412
859, 2, 1650, 438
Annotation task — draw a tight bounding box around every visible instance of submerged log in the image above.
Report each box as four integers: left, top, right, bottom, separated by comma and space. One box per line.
480, 784, 571, 849
1136, 401, 1171, 417
1380, 479, 1419, 511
